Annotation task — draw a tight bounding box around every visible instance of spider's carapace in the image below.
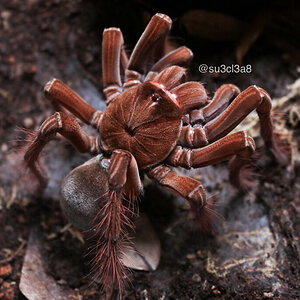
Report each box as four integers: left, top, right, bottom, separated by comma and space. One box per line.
100, 80, 185, 168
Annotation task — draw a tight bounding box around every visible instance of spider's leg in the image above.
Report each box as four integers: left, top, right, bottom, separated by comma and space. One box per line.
151, 46, 193, 72
171, 81, 209, 113
178, 85, 289, 165
145, 46, 193, 81
24, 112, 100, 187
147, 165, 218, 232
108, 149, 143, 198
44, 79, 103, 129
120, 39, 129, 72
183, 84, 240, 125
125, 13, 172, 88
102, 28, 125, 104
168, 131, 256, 189
89, 149, 142, 297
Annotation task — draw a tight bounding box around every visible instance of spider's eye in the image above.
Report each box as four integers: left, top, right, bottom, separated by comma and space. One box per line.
151, 92, 163, 102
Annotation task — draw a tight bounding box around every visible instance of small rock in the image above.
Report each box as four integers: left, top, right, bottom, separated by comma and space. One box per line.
1, 143, 8, 152
0, 265, 12, 277
1, 11, 11, 30
263, 292, 274, 298
23, 117, 34, 128
196, 250, 207, 258
192, 273, 201, 282
45, 232, 57, 240
186, 253, 197, 260
8, 56, 15, 64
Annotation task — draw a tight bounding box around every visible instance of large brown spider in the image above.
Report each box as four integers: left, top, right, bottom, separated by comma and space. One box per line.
24, 13, 288, 299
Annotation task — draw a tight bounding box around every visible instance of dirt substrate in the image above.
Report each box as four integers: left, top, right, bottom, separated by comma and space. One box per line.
0, 1, 300, 299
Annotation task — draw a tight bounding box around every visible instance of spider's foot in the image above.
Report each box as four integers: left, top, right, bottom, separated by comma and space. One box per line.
190, 195, 221, 235
269, 134, 291, 166
24, 137, 48, 188
16, 127, 48, 191
229, 157, 259, 192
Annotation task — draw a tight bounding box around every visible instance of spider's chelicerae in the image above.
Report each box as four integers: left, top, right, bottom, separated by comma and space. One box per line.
24, 13, 288, 299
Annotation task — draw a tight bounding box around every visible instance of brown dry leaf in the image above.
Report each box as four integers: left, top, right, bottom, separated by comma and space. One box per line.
181, 10, 246, 42
122, 213, 161, 271
19, 228, 81, 300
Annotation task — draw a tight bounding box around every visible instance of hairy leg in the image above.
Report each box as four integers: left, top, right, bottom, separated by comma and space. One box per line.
171, 81, 209, 112
168, 131, 256, 189
24, 112, 99, 187
151, 46, 193, 72
145, 46, 194, 81
125, 13, 172, 88
102, 28, 125, 103
179, 85, 288, 165
184, 84, 240, 125
147, 165, 217, 232
89, 150, 142, 298
44, 78, 103, 129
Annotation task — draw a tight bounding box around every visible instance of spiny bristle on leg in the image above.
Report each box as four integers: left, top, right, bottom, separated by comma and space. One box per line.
24, 135, 48, 189
268, 133, 291, 166
229, 155, 260, 192
87, 190, 136, 299
266, 111, 291, 165
15, 127, 48, 189
271, 110, 287, 120
15, 127, 37, 142
190, 194, 222, 235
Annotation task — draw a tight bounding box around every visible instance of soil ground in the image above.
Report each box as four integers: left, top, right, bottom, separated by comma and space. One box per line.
0, 1, 300, 299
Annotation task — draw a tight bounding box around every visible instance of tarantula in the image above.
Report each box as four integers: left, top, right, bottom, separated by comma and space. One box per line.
24, 13, 288, 299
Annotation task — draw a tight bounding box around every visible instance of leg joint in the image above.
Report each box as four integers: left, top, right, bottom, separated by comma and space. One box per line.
147, 165, 172, 181
104, 86, 122, 104
39, 112, 63, 138
187, 185, 206, 209
239, 131, 256, 158
124, 70, 142, 89
89, 136, 101, 154
179, 125, 208, 148
167, 146, 192, 169
90, 110, 103, 129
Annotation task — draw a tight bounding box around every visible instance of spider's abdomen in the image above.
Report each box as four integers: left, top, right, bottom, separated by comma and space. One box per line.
99, 82, 183, 169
